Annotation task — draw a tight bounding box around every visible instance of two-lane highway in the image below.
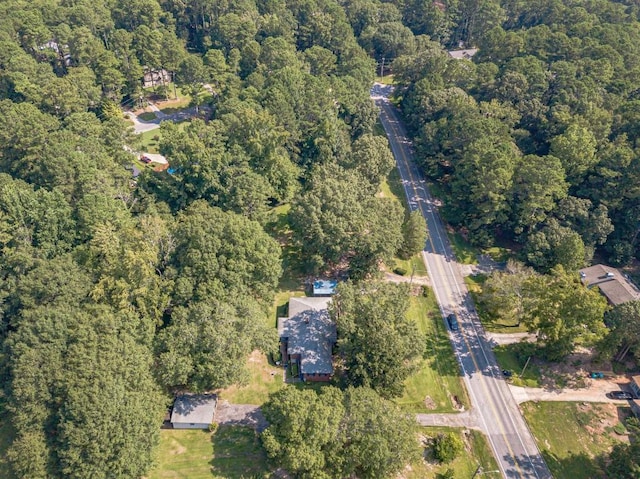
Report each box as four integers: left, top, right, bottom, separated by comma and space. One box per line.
372, 83, 552, 479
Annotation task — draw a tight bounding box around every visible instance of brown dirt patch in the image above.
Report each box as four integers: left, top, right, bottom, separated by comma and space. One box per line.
423, 396, 437, 410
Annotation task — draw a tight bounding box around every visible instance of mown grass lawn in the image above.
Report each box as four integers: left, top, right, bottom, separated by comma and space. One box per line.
217, 351, 285, 405
407, 427, 500, 479
148, 426, 270, 479
522, 402, 631, 479
396, 291, 468, 413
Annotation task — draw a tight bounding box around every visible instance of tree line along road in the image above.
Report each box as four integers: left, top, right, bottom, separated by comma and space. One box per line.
371, 83, 553, 479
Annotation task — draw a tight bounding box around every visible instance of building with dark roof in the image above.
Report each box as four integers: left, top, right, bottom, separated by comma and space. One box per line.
277, 297, 336, 382
580, 264, 640, 306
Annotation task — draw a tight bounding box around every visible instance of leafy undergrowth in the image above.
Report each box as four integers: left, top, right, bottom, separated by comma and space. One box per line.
406, 427, 500, 479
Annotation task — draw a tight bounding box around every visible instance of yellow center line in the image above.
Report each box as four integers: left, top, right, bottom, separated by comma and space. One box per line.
379, 101, 524, 478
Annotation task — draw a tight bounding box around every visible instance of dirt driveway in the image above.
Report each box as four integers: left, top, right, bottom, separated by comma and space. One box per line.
509, 377, 633, 404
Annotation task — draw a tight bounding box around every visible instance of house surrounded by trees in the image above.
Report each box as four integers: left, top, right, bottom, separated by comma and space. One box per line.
278, 297, 336, 382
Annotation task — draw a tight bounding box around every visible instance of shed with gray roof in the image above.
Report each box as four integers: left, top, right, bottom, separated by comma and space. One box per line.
277, 297, 336, 382
170, 394, 218, 429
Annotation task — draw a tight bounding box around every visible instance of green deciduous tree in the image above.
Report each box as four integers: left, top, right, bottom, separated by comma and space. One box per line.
169, 201, 282, 304
432, 432, 464, 463
290, 165, 403, 277
330, 281, 423, 398
599, 301, 640, 363
262, 386, 419, 479
479, 260, 536, 327
155, 299, 276, 391
400, 209, 428, 259
522, 265, 609, 361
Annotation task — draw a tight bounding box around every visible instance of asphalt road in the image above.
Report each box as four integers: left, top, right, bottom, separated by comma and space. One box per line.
372, 83, 553, 479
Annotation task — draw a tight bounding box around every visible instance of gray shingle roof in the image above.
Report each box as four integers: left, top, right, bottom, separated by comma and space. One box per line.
580, 264, 640, 306
170, 394, 217, 425
278, 297, 336, 375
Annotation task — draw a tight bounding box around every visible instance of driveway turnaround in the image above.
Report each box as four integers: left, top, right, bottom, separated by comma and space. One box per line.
372, 83, 552, 479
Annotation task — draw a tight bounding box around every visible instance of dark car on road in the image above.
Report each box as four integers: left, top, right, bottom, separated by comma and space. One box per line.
447, 313, 459, 331
502, 370, 513, 378
607, 391, 634, 400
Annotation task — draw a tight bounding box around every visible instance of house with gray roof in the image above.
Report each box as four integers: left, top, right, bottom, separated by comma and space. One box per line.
447, 48, 478, 60
170, 394, 217, 429
580, 264, 640, 306
277, 297, 336, 382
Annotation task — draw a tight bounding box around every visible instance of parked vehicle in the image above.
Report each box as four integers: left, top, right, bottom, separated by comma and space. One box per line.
447, 313, 459, 331
502, 370, 513, 378
606, 391, 634, 400
141, 155, 152, 164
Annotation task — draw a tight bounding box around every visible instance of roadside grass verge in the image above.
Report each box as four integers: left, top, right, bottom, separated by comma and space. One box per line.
148, 426, 270, 479
448, 231, 478, 264
380, 166, 430, 278
493, 344, 541, 388
396, 290, 468, 413
522, 402, 631, 479
464, 275, 528, 334
408, 427, 500, 479
447, 231, 512, 266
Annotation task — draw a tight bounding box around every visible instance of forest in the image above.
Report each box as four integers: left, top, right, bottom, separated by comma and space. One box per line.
2, 0, 640, 477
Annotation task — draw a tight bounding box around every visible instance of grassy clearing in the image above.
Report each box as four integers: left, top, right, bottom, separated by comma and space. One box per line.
138, 129, 162, 153
148, 426, 270, 479
138, 111, 157, 122
522, 402, 630, 479
396, 291, 468, 413
137, 121, 189, 154
218, 351, 285, 405
447, 231, 513, 266
407, 427, 500, 478
375, 74, 395, 85
493, 344, 541, 387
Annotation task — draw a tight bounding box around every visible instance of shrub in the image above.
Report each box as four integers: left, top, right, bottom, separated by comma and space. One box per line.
433, 432, 463, 463
393, 267, 407, 276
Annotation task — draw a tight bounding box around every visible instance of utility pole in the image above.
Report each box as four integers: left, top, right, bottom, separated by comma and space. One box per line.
380, 57, 385, 78
521, 355, 532, 377
472, 465, 501, 478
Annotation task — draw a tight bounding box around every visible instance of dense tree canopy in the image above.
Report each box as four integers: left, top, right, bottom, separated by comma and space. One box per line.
329, 281, 424, 397
0, 0, 397, 476
387, 0, 640, 269
261, 386, 420, 479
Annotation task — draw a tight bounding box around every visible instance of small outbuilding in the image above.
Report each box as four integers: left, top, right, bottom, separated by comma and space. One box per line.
170, 394, 218, 429
447, 48, 478, 60
313, 279, 337, 296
